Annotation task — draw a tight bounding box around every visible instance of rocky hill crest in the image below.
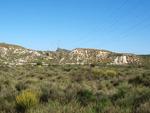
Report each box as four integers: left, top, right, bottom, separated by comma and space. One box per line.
0, 43, 143, 66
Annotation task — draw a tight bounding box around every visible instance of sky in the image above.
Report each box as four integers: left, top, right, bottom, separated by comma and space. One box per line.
0, 0, 150, 54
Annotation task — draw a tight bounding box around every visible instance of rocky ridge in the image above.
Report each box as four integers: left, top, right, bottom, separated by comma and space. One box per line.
0, 43, 143, 66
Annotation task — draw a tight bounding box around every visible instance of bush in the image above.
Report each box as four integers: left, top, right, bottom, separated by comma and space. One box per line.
0, 92, 16, 112
0, 83, 2, 91
16, 88, 39, 112
106, 70, 117, 77
4, 80, 11, 85
40, 87, 50, 103
37, 62, 42, 66
62, 66, 77, 72
129, 73, 150, 86
132, 92, 150, 112
94, 99, 112, 113
15, 82, 27, 91
18, 67, 24, 70
38, 66, 44, 70
76, 89, 94, 106
90, 64, 95, 67
83, 66, 88, 69
92, 68, 104, 75
110, 85, 127, 103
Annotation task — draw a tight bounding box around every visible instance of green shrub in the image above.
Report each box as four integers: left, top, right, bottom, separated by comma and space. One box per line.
0, 83, 2, 91
132, 92, 150, 112
90, 64, 95, 67
4, 80, 11, 85
15, 82, 27, 91
37, 62, 42, 66
16, 88, 39, 112
129, 75, 143, 85
0, 92, 16, 112
111, 86, 127, 102
94, 99, 112, 113
76, 89, 94, 106
62, 66, 74, 72
40, 87, 50, 103
129, 73, 150, 86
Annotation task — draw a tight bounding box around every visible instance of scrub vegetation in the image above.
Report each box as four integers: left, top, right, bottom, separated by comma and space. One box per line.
0, 63, 150, 113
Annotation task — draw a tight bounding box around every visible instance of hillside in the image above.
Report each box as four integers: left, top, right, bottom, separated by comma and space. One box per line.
138, 55, 150, 61
0, 43, 54, 65
0, 43, 144, 66
59, 48, 142, 65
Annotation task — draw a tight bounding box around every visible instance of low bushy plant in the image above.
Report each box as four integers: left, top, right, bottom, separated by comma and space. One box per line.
111, 85, 128, 103
37, 62, 42, 66
16, 88, 39, 112
76, 89, 94, 106
83, 66, 88, 69
106, 70, 117, 77
94, 99, 112, 113
38, 66, 44, 70
90, 64, 95, 67
18, 67, 24, 70
4, 80, 11, 85
0, 83, 2, 91
40, 87, 50, 103
92, 68, 104, 75
132, 92, 150, 112
129, 73, 150, 86
15, 82, 27, 91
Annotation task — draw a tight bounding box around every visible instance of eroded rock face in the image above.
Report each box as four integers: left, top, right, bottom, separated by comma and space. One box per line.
60, 48, 141, 65
69, 48, 110, 63
110, 54, 140, 65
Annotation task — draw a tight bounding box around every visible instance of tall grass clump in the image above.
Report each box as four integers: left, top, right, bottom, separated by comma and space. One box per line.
15, 88, 39, 112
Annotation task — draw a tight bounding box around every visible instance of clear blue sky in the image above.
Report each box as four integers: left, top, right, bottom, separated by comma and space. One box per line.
0, 0, 150, 54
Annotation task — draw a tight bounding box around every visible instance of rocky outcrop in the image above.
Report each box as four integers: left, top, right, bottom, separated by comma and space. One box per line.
110, 54, 140, 65
59, 48, 141, 65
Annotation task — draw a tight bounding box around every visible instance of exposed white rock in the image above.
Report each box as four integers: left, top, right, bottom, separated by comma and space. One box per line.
60, 58, 65, 63
111, 56, 128, 65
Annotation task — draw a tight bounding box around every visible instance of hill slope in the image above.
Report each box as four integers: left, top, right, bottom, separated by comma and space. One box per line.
0, 43, 53, 65
59, 48, 142, 65
0, 43, 143, 66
